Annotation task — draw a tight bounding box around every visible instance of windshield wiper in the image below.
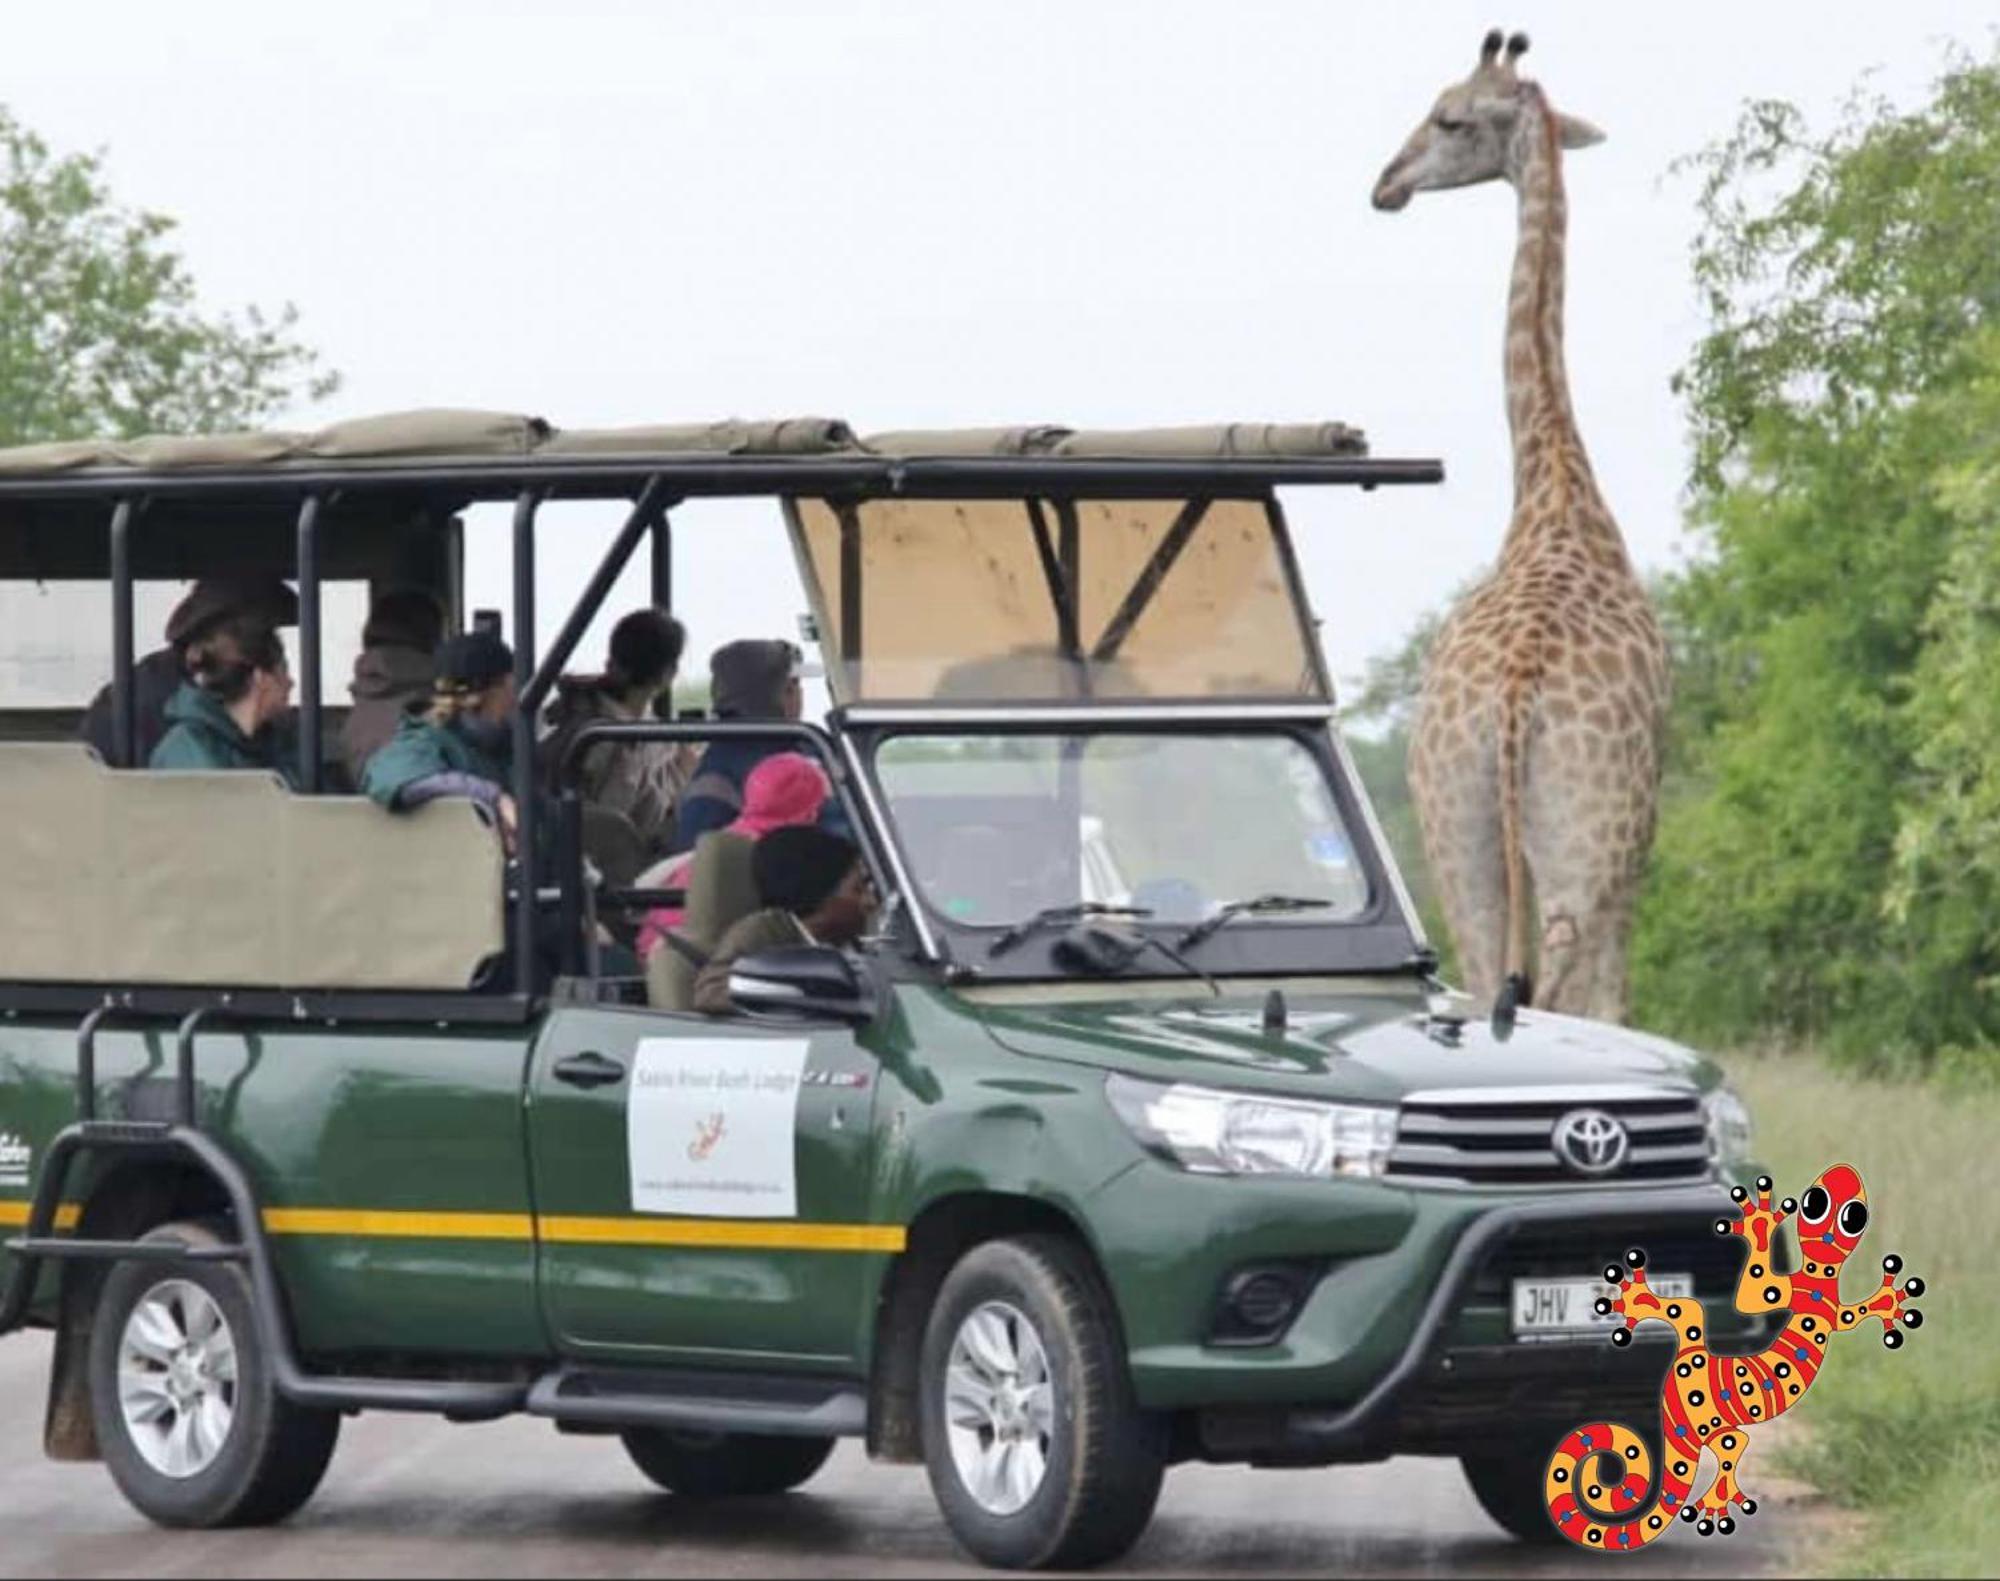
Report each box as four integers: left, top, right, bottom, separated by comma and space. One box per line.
988, 903, 1153, 958
1176, 894, 1335, 950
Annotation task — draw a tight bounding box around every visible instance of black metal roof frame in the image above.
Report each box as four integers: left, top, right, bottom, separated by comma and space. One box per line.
0, 453, 1442, 504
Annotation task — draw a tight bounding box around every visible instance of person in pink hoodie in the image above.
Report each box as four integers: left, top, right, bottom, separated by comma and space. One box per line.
635, 751, 831, 961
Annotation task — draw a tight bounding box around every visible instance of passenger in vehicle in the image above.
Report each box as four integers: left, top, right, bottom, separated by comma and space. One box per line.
691, 826, 876, 1015
673, 638, 807, 849
340, 587, 445, 786
636, 750, 830, 960
360, 630, 518, 846
539, 608, 694, 861
148, 616, 300, 786
80, 575, 298, 766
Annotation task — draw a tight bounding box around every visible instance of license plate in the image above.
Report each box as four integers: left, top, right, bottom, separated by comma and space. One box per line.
1511, 1274, 1693, 1341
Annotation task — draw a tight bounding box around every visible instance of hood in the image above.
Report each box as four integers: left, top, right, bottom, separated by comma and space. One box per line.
350, 643, 434, 702
545, 677, 617, 729
970, 985, 1721, 1106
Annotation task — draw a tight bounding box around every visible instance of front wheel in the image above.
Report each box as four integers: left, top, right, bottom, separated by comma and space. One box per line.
621, 1429, 835, 1497
88, 1220, 340, 1528
1462, 1449, 1565, 1544
919, 1234, 1165, 1571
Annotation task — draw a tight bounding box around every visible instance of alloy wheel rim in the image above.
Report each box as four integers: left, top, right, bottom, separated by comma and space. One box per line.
943, 1300, 1056, 1516
118, 1279, 238, 1480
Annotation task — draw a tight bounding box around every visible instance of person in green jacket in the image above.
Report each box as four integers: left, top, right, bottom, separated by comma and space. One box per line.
361, 630, 519, 847
149, 616, 300, 787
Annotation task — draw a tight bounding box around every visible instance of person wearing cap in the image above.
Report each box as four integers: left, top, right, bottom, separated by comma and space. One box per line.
360, 630, 519, 844
538, 608, 694, 861
690, 826, 877, 1015
673, 637, 824, 850
340, 587, 446, 787
79, 575, 299, 767
148, 616, 300, 785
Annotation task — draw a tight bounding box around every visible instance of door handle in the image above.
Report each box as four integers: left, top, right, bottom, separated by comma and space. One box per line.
552, 1051, 626, 1089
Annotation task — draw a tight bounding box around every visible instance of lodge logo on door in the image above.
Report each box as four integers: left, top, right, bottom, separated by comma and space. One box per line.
688, 1113, 727, 1163
0, 1131, 30, 1189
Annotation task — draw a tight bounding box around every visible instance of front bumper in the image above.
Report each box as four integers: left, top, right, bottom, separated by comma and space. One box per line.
1091, 1171, 1772, 1459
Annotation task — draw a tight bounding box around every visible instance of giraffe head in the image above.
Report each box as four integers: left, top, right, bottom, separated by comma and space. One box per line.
1371, 30, 1604, 212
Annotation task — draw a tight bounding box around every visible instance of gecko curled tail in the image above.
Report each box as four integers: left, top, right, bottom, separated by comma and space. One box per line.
1544, 1420, 1694, 1550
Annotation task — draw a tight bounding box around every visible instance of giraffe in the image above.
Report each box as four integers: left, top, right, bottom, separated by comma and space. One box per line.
1371, 30, 1669, 1024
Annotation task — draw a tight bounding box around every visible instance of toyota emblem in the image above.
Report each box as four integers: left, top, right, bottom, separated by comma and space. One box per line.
1553, 1108, 1630, 1176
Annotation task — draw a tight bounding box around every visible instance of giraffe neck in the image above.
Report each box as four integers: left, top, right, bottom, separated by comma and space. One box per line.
1499, 89, 1611, 562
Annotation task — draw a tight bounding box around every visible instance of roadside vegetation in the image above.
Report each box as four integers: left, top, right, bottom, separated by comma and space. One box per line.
1344, 41, 2000, 1576
0, 105, 334, 445
1725, 1056, 2000, 1578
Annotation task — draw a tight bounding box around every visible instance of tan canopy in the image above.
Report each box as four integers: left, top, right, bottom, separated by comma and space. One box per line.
0, 410, 1365, 476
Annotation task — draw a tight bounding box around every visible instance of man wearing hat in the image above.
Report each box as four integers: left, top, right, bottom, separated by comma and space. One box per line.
673, 637, 816, 849
361, 629, 520, 842
78, 575, 299, 767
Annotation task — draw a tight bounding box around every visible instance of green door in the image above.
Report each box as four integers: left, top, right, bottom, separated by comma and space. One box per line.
527, 1003, 889, 1369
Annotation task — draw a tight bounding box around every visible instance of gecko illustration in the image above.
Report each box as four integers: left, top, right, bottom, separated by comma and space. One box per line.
1543, 1165, 1927, 1549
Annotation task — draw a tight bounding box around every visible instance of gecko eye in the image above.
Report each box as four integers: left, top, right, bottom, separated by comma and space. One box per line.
1838, 1200, 1868, 1237
1799, 1186, 1831, 1225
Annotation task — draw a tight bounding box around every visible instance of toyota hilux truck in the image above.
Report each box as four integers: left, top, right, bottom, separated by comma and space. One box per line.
0, 412, 1762, 1570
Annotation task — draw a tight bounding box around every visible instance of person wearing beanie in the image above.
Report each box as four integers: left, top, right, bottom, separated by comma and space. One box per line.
340, 587, 445, 786
538, 607, 692, 861
80, 574, 299, 767
691, 826, 876, 1015
148, 615, 300, 785
674, 636, 848, 850
360, 629, 521, 844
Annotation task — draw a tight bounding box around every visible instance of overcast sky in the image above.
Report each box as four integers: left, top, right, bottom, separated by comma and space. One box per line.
5, 1, 1984, 708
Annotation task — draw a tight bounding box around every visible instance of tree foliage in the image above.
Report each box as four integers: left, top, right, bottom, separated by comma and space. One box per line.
1631, 48, 2000, 1068
0, 106, 335, 445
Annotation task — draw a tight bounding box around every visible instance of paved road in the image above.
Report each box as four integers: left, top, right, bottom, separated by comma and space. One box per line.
3, 1333, 1821, 1578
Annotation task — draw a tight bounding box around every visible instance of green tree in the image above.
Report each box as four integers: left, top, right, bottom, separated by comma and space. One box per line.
0, 106, 335, 445
1632, 47, 2000, 1067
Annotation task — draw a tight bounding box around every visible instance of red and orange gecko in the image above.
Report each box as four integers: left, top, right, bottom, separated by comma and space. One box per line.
1542, 1164, 1927, 1549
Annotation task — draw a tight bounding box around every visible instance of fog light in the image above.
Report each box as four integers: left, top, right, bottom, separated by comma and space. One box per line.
1208, 1263, 1321, 1347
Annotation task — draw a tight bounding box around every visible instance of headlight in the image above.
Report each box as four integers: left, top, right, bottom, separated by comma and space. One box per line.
1702, 1086, 1753, 1167
1106, 1074, 1397, 1179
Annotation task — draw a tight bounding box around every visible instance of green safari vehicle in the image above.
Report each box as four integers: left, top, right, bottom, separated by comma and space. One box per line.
0, 411, 1764, 1570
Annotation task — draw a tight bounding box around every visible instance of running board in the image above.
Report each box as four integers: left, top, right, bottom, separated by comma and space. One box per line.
526, 1365, 867, 1439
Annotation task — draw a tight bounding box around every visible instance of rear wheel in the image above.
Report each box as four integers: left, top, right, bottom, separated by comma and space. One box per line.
919, 1234, 1165, 1570
621, 1429, 835, 1497
1461, 1449, 1564, 1544
89, 1220, 340, 1528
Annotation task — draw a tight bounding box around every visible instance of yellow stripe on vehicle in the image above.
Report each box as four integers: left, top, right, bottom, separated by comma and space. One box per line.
2, 1200, 902, 1254
537, 1216, 906, 1254
0, 1202, 81, 1231
260, 1208, 534, 1241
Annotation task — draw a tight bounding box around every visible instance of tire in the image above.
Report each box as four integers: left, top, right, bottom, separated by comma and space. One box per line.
621, 1429, 836, 1497
89, 1220, 340, 1528
919, 1234, 1165, 1571
1461, 1449, 1564, 1544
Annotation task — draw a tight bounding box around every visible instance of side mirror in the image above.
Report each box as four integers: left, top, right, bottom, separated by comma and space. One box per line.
728, 945, 878, 1027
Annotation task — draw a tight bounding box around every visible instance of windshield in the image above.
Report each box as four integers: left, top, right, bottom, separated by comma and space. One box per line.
873, 732, 1369, 930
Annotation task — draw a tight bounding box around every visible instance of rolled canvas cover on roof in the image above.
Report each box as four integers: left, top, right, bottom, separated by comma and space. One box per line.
863, 426, 1073, 458
0, 744, 504, 990
542, 417, 861, 456
792, 496, 1323, 703
1049, 422, 1367, 458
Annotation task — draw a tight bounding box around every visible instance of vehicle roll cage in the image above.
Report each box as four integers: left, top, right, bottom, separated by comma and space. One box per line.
0, 448, 1441, 1013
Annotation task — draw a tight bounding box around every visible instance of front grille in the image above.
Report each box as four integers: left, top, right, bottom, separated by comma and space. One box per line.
1387, 1086, 1712, 1188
